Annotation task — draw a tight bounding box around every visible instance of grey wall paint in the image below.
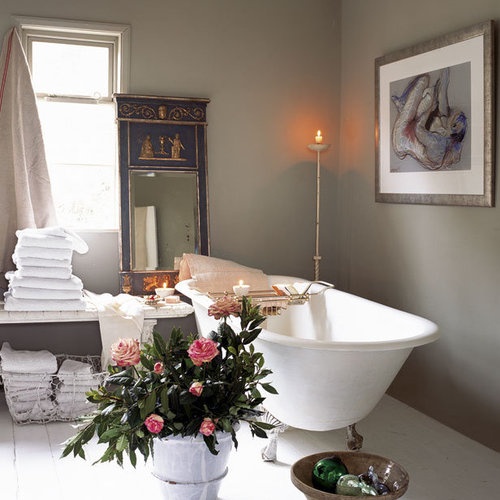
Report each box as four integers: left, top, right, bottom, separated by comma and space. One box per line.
339, 1, 500, 451
0, 0, 340, 291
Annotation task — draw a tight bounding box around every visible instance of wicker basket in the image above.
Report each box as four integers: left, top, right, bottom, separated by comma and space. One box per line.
0, 354, 106, 424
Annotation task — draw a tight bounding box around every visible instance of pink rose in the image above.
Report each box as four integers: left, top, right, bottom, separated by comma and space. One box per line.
189, 381, 204, 397
199, 418, 216, 436
187, 338, 220, 366
144, 414, 164, 434
154, 361, 164, 374
110, 338, 141, 367
208, 296, 241, 320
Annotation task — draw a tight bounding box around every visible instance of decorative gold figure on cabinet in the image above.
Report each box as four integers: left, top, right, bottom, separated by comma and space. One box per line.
140, 135, 154, 158
169, 133, 185, 159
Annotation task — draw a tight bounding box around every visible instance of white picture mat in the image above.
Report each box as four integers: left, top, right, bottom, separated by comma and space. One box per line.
378, 35, 484, 195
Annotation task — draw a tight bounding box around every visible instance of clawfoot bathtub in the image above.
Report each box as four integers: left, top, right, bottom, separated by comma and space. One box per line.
176, 276, 439, 458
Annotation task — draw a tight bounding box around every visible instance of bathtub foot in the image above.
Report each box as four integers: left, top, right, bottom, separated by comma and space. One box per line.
346, 423, 364, 451
259, 409, 288, 462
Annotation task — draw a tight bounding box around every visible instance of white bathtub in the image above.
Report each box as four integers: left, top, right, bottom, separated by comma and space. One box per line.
176, 276, 439, 432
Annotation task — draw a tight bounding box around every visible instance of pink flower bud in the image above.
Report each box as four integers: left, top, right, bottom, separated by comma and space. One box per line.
199, 417, 216, 436
154, 362, 164, 374
189, 381, 204, 397
144, 414, 164, 434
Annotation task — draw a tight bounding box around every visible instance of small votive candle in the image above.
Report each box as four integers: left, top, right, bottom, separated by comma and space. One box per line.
233, 280, 250, 296
315, 130, 323, 144
155, 284, 175, 298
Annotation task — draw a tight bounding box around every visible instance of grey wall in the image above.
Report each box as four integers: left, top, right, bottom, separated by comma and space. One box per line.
0, 0, 340, 293
338, 0, 500, 451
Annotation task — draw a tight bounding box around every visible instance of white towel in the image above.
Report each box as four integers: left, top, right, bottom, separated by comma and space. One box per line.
55, 392, 89, 404
3, 293, 87, 311
15, 400, 57, 421
0, 342, 57, 373
58, 358, 93, 375
9, 286, 83, 300
12, 255, 72, 269
7, 385, 52, 399
5, 272, 83, 290
16, 234, 74, 250
15, 227, 89, 254
13, 399, 55, 413
12, 245, 73, 261
85, 291, 144, 368
16, 266, 72, 279
0, 27, 58, 288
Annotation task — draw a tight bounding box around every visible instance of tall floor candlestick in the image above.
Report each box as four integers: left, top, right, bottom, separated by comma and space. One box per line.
307, 142, 330, 281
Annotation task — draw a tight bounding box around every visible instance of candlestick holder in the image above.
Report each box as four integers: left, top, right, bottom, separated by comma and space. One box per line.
307, 142, 330, 281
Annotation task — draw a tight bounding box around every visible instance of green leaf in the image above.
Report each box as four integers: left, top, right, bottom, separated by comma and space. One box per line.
116, 434, 128, 452
261, 383, 278, 394
153, 331, 167, 356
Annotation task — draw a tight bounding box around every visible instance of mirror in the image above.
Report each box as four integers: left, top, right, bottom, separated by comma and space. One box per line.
131, 171, 198, 270
115, 94, 210, 294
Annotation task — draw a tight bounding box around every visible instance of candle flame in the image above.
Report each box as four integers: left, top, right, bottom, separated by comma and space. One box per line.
315, 130, 323, 144
163, 282, 167, 288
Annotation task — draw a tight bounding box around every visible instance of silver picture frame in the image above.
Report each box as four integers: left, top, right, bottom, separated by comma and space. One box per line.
375, 20, 495, 207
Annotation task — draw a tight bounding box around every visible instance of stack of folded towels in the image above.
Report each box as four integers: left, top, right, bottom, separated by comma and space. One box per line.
0, 342, 58, 422
3, 226, 89, 311
0, 342, 99, 422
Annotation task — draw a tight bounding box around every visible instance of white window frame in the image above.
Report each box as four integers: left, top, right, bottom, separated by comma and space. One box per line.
14, 16, 130, 231
15, 16, 130, 98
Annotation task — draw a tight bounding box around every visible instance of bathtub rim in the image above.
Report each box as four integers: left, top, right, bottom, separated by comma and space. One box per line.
176, 278, 439, 352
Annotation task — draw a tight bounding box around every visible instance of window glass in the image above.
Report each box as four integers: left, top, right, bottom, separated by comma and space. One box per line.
31, 40, 111, 98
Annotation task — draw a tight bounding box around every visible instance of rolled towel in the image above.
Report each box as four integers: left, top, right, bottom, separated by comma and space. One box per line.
16, 227, 89, 254
0, 342, 57, 374
13, 245, 73, 261
179, 253, 264, 280
3, 294, 87, 311
55, 392, 89, 404
7, 386, 52, 399
12, 255, 72, 268
13, 399, 55, 413
5, 272, 83, 290
58, 358, 93, 375
9, 287, 83, 300
16, 266, 72, 279
15, 401, 57, 421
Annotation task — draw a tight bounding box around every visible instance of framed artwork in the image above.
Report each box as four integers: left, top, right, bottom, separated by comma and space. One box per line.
375, 21, 495, 206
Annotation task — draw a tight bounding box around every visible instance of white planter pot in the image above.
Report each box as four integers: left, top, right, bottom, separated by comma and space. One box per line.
152, 430, 235, 500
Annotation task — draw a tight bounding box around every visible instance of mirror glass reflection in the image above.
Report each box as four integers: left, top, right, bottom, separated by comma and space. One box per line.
130, 171, 198, 271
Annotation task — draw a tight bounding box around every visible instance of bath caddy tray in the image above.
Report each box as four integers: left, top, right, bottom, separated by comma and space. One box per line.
207, 289, 308, 316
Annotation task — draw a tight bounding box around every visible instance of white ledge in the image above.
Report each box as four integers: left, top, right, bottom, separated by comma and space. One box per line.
0, 299, 194, 324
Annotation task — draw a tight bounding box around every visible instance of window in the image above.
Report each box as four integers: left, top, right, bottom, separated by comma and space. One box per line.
16, 17, 130, 230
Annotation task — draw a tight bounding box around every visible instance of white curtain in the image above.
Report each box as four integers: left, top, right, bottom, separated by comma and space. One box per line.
0, 27, 57, 291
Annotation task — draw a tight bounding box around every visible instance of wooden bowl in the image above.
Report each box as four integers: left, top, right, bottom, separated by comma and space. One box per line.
291, 451, 409, 499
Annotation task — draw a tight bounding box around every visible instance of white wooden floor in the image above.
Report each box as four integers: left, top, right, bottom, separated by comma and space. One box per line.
0, 392, 498, 500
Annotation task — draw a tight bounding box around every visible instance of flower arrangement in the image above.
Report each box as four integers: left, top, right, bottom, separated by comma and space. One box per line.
62, 295, 276, 466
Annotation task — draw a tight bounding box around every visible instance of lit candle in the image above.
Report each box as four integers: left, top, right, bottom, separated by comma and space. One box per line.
315, 130, 323, 144
233, 280, 250, 296
155, 283, 175, 298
